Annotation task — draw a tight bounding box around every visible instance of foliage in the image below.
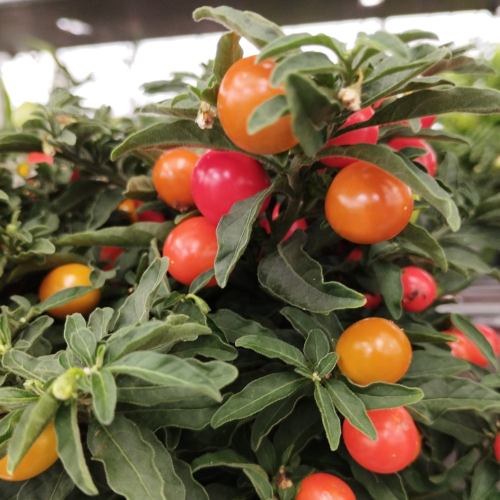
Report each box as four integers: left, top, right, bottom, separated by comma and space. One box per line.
0, 5, 500, 499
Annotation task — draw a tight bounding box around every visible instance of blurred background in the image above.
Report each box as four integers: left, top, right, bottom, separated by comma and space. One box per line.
1, 0, 500, 325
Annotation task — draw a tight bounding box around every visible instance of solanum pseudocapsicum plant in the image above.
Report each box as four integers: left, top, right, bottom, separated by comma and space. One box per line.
1, 4, 500, 499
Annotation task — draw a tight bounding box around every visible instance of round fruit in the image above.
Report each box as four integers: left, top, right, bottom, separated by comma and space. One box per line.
152, 149, 198, 210
346, 248, 363, 262
343, 407, 420, 474
296, 472, 356, 500
134, 201, 165, 223
401, 266, 437, 312
363, 293, 382, 309
420, 116, 436, 128
325, 161, 413, 244
448, 324, 500, 367
192, 150, 271, 226
100, 246, 124, 271
217, 55, 298, 155
39, 264, 101, 319
321, 107, 379, 168
0, 422, 58, 481
336, 317, 412, 385
162, 216, 218, 287
494, 433, 500, 463
387, 138, 438, 177
260, 203, 307, 242
117, 199, 138, 223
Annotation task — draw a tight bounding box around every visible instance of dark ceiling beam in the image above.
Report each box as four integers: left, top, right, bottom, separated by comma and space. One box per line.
0, 0, 496, 54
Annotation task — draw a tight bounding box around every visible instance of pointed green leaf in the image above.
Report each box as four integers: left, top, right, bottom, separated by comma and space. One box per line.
258, 232, 365, 313
372, 260, 403, 319
16, 462, 74, 500
210, 309, 276, 343
90, 370, 117, 426
326, 379, 376, 440
304, 329, 330, 365
64, 314, 96, 366
55, 400, 98, 496
314, 383, 341, 451
247, 95, 289, 135
212, 372, 306, 428
236, 335, 309, 370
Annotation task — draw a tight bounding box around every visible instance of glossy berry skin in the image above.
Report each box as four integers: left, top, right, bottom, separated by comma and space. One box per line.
152, 149, 198, 211
162, 217, 218, 287
388, 138, 438, 177
321, 107, 379, 168
344, 407, 420, 474
401, 266, 437, 312
325, 161, 413, 244
117, 199, 138, 223
134, 201, 165, 223
192, 150, 271, 226
260, 203, 307, 242
0, 422, 58, 481
336, 317, 412, 385
296, 472, 356, 500
420, 116, 436, 128
39, 264, 101, 319
495, 433, 500, 463
217, 55, 298, 155
363, 293, 382, 309
100, 246, 124, 271
448, 324, 500, 367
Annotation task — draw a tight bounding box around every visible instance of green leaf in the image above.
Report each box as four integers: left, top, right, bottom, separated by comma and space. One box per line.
247, 96, 289, 135
16, 462, 74, 500
349, 459, 407, 500
107, 316, 209, 362
212, 372, 306, 428
213, 31, 243, 81
193, 6, 284, 49
192, 450, 273, 500
372, 260, 403, 319
124, 175, 157, 201
256, 32, 346, 62
57, 222, 173, 248
406, 375, 500, 422
316, 352, 339, 377
0, 133, 42, 153
470, 460, 500, 500
258, 232, 365, 313
406, 349, 469, 377
34, 286, 93, 315
210, 309, 276, 343
87, 414, 185, 500
346, 380, 424, 410
444, 245, 500, 280
0, 409, 23, 459
396, 30, 439, 42
326, 379, 377, 440
250, 382, 311, 451
397, 223, 448, 271
400, 321, 457, 343
361, 31, 409, 59
7, 392, 59, 473
172, 457, 209, 500
215, 182, 276, 288
317, 143, 460, 231
64, 314, 96, 366
106, 352, 222, 402
381, 127, 471, 146
170, 333, 238, 361
114, 257, 169, 329
14, 315, 54, 352
90, 370, 117, 425
304, 329, 330, 365
429, 449, 477, 487
2, 350, 64, 382
55, 400, 98, 496
430, 412, 487, 445
88, 307, 114, 341
286, 74, 338, 157
451, 314, 499, 369
235, 335, 309, 371
359, 87, 500, 127
0, 388, 39, 411
314, 383, 341, 451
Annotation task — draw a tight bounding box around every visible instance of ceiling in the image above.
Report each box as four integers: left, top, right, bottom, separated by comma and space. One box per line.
0, 0, 497, 54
